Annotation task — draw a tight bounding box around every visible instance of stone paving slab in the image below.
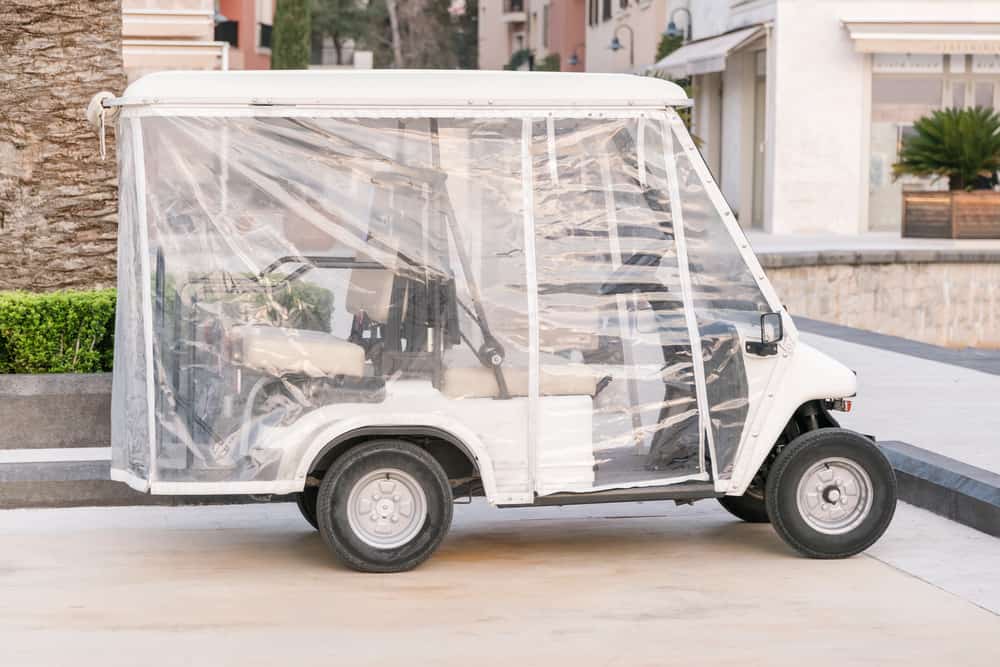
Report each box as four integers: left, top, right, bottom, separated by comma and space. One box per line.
0, 501, 996, 666
801, 330, 1000, 476
797, 318, 1000, 376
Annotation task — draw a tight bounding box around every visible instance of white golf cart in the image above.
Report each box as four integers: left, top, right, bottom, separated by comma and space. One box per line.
93, 70, 895, 572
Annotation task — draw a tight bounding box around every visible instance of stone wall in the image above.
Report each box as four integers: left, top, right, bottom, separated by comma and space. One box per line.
0, 0, 125, 292
766, 260, 1000, 349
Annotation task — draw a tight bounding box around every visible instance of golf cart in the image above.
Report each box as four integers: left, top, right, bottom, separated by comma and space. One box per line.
92, 70, 895, 572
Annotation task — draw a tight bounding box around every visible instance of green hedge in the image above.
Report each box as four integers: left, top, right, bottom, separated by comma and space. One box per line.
0, 290, 116, 374
0, 283, 335, 374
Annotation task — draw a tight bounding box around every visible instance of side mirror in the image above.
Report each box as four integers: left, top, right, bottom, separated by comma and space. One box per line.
761, 311, 783, 344
745, 312, 782, 356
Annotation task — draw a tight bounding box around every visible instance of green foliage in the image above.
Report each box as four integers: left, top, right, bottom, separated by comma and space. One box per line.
272, 0, 312, 69
535, 53, 560, 72
0, 290, 116, 374
257, 280, 334, 333
505, 48, 533, 71
451, 0, 478, 69
656, 33, 683, 62
649, 33, 693, 132
312, 0, 371, 64
894, 107, 1000, 191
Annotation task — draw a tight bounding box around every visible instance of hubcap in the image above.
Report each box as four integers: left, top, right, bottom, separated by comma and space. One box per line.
795, 457, 873, 535
346, 468, 428, 549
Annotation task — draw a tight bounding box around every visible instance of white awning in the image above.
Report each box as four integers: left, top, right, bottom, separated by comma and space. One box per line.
843, 20, 1000, 54
648, 25, 765, 79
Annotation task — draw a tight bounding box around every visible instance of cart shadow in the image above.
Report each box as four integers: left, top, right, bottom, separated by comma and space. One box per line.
279, 514, 792, 571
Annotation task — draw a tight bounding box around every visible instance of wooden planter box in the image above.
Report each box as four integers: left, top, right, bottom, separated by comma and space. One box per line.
903, 190, 1000, 239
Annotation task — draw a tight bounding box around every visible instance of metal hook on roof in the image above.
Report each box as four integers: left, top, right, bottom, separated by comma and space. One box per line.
85, 91, 118, 160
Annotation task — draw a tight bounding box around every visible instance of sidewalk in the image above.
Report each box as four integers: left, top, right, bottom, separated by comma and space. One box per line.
800, 322, 1000, 476
0, 501, 997, 666
747, 230, 1000, 255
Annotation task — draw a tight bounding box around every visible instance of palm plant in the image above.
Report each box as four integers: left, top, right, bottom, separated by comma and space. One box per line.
893, 107, 1000, 190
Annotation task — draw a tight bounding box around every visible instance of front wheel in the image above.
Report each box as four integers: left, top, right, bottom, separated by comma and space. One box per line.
766, 428, 896, 559
316, 439, 453, 573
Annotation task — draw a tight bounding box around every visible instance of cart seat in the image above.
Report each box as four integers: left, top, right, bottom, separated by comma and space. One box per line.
231, 325, 366, 378
441, 365, 600, 399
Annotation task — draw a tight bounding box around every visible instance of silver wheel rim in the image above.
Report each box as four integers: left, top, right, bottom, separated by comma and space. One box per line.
795, 457, 873, 535
346, 468, 428, 549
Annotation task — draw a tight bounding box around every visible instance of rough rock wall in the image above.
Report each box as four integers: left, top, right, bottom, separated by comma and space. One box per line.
0, 0, 125, 291
769, 262, 1000, 349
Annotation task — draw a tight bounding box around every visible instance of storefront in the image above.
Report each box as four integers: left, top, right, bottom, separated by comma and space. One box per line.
651, 4, 1000, 236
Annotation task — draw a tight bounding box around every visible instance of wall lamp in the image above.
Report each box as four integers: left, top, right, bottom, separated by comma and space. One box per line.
609, 24, 634, 68
664, 7, 692, 42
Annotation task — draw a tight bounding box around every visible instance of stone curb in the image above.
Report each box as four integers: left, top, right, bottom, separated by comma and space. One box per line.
879, 440, 1000, 538
758, 249, 1000, 269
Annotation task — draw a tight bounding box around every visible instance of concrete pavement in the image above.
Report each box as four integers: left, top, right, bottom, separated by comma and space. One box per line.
0, 500, 997, 666
801, 330, 1000, 475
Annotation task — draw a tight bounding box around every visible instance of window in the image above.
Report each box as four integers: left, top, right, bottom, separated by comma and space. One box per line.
256, 0, 274, 51
975, 82, 995, 109
602, 0, 612, 21
588, 0, 598, 26
871, 77, 942, 123
952, 82, 966, 108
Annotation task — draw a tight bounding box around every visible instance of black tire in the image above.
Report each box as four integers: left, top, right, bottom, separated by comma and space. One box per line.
316, 439, 453, 573
295, 487, 319, 530
765, 428, 896, 559
718, 487, 770, 523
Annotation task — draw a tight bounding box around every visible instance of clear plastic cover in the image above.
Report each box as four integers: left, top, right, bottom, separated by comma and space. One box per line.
110, 123, 150, 483
110, 108, 771, 498
672, 126, 771, 479
531, 117, 702, 489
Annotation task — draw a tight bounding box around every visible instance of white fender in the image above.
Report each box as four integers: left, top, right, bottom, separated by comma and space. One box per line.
727, 337, 857, 495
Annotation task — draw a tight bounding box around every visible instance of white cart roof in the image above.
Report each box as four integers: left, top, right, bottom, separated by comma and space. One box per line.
109, 69, 690, 110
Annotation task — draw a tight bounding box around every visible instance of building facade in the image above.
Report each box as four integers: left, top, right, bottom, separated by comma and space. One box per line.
584, 0, 675, 73
122, 0, 274, 82
216, 0, 274, 70
479, 0, 586, 71
654, 0, 1000, 235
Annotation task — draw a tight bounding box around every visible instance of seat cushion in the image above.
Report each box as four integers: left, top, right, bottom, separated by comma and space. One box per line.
441, 365, 599, 399
231, 325, 366, 378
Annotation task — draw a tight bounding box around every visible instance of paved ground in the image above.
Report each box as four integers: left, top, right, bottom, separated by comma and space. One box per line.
1, 499, 997, 666
801, 330, 1000, 475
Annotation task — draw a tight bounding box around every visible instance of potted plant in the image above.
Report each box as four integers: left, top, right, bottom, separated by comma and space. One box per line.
895, 107, 1000, 238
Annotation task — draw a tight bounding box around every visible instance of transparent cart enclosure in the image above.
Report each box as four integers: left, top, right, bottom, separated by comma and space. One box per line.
111, 106, 778, 497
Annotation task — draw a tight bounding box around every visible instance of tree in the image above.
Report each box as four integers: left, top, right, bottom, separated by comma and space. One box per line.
451, 0, 478, 69
894, 107, 1000, 191
655, 33, 683, 62
272, 0, 312, 69
312, 0, 369, 65
364, 0, 470, 69
0, 0, 125, 291
650, 33, 692, 131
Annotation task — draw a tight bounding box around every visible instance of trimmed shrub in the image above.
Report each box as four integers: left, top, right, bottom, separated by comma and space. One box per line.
271, 0, 311, 69
0, 290, 116, 374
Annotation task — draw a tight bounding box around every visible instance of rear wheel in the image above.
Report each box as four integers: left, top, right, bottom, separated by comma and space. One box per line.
316, 439, 453, 573
718, 487, 769, 523
766, 428, 896, 559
